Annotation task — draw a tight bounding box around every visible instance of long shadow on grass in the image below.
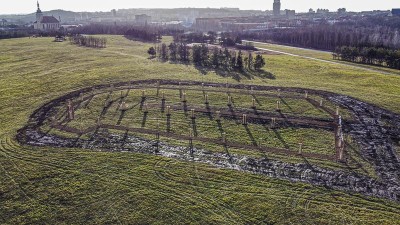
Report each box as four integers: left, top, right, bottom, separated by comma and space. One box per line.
117, 110, 127, 125
244, 124, 257, 146
141, 112, 148, 128
272, 128, 290, 149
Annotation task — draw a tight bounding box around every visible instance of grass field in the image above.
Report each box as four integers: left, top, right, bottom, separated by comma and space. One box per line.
1, 36, 400, 224
252, 41, 400, 76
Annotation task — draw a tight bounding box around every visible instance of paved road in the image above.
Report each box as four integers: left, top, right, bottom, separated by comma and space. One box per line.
244, 40, 398, 76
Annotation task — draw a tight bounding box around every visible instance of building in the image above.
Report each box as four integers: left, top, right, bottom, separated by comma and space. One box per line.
285, 9, 296, 19
338, 8, 347, 14
135, 14, 152, 26
33, 1, 60, 31
393, 9, 400, 16
273, 0, 281, 16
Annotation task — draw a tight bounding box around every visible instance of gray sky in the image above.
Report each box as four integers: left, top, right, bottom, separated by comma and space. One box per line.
1, 0, 398, 14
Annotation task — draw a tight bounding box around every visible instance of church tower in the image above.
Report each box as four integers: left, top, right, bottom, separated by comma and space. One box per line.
36, 1, 43, 23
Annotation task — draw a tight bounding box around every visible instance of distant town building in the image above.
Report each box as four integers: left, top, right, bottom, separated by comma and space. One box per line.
285, 9, 296, 19
273, 0, 281, 16
338, 8, 347, 14
111, 9, 117, 17
392, 9, 400, 16
309, 8, 315, 14
135, 14, 152, 25
1, 19, 7, 27
317, 9, 330, 14
33, 1, 60, 31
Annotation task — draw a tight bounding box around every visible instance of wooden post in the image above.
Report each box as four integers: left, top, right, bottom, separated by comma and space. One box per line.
156, 81, 160, 97
227, 96, 232, 106
205, 94, 209, 104
142, 90, 146, 98
182, 92, 187, 102
320, 99, 323, 107
336, 106, 340, 116
271, 118, 276, 128
276, 101, 281, 111
242, 114, 247, 125
277, 89, 281, 97
144, 103, 148, 113
162, 91, 165, 101
166, 106, 171, 115
252, 98, 256, 108
215, 111, 221, 121
305, 91, 308, 99
250, 87, 254, 95
120, 101, 128, 111
67, 100, 74, 120
222, 132, 226, 144
299, 142, 303, 154
191, 109, 196, 119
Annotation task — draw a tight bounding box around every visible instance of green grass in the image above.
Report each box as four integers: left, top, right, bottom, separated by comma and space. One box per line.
253, 42, 400, 76
0, 36, 400, 224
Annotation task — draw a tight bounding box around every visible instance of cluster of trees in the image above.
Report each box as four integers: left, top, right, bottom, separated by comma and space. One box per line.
125, 28, 161, 42
0, 30, 31, 39
239, 24, 400, 51
148, 43, 266, 71
69, 35, 107, 48
333, 46, 400, 69
172, 32, 242, 47
72, 24, 183, 38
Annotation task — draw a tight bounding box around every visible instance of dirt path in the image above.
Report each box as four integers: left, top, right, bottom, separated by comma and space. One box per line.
245, 40, 398, 76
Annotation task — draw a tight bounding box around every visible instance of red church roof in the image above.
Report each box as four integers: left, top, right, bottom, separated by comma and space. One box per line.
40, 16, 59, 23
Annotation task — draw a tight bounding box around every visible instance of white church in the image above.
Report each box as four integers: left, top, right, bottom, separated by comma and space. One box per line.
33, 1, 60, 31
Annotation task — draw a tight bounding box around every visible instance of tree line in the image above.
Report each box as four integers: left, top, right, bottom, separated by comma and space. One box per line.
333, 46, 400, 69
239, 23, 400, 51
72, 24, 183, 41
69, 35, 107, 48
148, 43, 266, 71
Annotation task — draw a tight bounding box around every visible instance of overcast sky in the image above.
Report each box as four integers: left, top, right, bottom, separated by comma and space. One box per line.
1, 0, 398, 14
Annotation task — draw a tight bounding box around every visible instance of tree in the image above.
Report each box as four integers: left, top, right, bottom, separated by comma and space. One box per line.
254, 55, 266, 70
168, 43, 177, 61
211, 47, 220, 68
161, 43, 168, 61
248, 53, 253, 70
237, 50, 244, 70
148, 47, 157, 58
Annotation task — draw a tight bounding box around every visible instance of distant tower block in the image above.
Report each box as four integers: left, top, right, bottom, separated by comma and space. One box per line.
273, 0, 281, 16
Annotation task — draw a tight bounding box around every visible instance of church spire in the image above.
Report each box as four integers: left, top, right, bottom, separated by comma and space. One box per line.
36, 1, 42, 13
